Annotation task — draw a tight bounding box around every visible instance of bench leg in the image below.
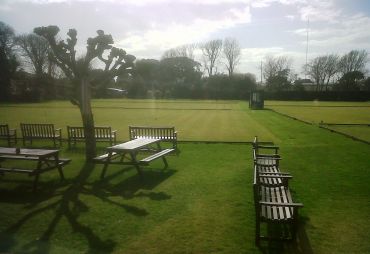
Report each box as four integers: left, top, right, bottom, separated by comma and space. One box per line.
129, 152, 143, 178
54, 155, 65, 180
100, 152, 112, 179
161, 156, 168, 169
255, 219, 260, 246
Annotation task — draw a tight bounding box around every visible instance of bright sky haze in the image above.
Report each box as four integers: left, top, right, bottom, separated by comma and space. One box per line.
1, 0, 370, 79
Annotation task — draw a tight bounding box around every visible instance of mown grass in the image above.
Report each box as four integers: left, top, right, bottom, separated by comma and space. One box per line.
266, 100, 370, 142
0, 99, 274, 142
0, 100, 370, 254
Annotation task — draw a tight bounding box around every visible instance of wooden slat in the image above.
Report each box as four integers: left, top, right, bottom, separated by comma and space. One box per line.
140, 148, 174, 163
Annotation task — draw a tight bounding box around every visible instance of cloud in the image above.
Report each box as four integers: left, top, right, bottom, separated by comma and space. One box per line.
116, 5, 251, 56
294, 13, 370, 51
298, 0, 341, 23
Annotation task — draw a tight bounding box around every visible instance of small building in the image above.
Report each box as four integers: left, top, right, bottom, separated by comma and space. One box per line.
249, 91, 264, 109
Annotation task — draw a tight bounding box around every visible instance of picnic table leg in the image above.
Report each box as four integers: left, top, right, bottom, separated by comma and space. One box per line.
156, 142, 168, 169
33, 159, 43, 192
100, 151, 112, 179
53, 154, 65, 180
129, 151, 143, 178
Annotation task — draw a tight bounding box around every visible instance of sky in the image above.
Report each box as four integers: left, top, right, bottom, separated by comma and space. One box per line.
1, 0, 370, 80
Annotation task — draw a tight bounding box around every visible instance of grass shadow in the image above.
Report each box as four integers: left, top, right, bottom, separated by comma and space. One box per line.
0, 162, 176, 253
258, 217, 313, 254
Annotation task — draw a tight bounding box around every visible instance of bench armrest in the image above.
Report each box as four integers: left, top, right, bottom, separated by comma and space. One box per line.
259, 201, 303, 207
257, 145, 279, 149
259, 174, 293, 179
255, 156, 281, 160
258, 172, 291, 175
256, 153, 280, 158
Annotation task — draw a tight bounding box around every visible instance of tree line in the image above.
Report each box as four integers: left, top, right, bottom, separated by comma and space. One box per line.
1, 20, 369, 104
261, 51, 369, 92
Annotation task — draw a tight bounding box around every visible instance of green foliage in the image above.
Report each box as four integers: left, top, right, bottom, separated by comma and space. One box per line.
265, 69, 291, 92
0, 21, 19, 101
334, 70, 365, 91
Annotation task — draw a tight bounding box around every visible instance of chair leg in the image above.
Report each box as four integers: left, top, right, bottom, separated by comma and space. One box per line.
255, 219, 260, 246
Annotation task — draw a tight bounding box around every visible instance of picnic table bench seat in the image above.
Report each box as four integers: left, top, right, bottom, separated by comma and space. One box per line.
93, 152, 118, 163
0, 124, 17, 147
0, 158, 71, 175
129, 126, 178, 151
21, 123, 62, 147
67, 126, 117, 148
139, 148, 175, 166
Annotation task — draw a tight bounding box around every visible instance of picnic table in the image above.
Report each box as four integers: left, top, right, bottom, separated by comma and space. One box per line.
94, 138, 174, 179
0, 147, 70, 191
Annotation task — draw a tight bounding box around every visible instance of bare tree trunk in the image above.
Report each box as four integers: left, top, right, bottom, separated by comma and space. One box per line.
79, 78, 96, 161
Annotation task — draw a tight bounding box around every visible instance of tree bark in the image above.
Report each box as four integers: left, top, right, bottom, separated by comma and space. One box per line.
79, 78, 96, 161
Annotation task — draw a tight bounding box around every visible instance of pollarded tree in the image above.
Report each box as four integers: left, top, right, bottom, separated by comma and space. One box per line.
34, 26, 135, 160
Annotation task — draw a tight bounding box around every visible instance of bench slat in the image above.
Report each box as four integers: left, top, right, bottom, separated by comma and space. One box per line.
140, 149, 174, 164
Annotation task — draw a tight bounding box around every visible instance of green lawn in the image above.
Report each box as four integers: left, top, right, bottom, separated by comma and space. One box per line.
0, 99, 274, 142
266, 100, 370, 142
0, 100, 370, 254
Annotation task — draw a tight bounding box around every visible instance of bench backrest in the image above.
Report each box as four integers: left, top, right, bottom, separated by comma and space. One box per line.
0, 124, 10, 137
21, 123, 56, 137
129, 126, 176, 140
67, 126, 113, 138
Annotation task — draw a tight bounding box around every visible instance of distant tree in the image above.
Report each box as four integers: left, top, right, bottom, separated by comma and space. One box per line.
205, 73, 256, 99
158, 56, 202, 98
334, 70, 364, 91
265, 69, 291, 92
363, 77, 370, 91
305, 54, 340, 91
0, 21, 19, 101
162, 44, 196, 60
263, 55, 292, 81
339, 50, 368, 75
15, 33, 50, 76
223, 38, 241, 77
200, 39, 223, 76
34, 26, 135, 160
128, 59, 160, 97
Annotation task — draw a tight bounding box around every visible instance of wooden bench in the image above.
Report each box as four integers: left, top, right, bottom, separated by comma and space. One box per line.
253, 166, 303, 245
20, 123, 62, 147
252, 136, 292, 186
67, 126, 117, 148
129, 126, 177, 151
252, 136, 280, 168
0, 124, 17, 147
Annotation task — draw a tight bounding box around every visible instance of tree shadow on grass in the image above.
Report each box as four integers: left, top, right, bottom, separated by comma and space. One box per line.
91, 166, 175, 201
0, 163, 175, 254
